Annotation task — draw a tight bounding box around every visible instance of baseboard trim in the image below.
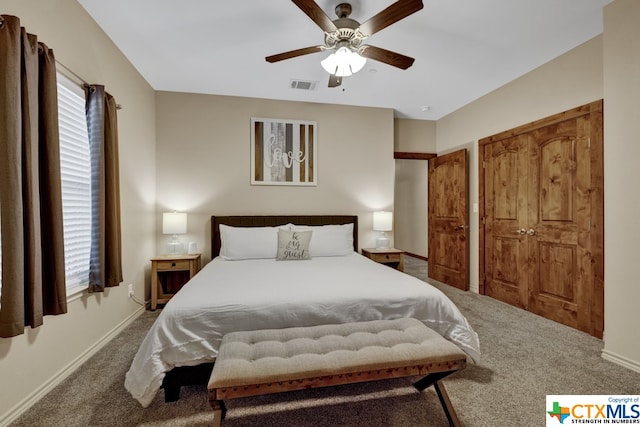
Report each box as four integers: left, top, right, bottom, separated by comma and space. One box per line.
403, 251, 427, 261
0, 306, 146, 427
601, 348, 640, 373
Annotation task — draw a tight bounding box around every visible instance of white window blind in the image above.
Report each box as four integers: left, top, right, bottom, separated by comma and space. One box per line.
57, 73, 91, 292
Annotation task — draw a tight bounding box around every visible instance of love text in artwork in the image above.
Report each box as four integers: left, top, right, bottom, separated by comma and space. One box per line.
266, 134, 307, 168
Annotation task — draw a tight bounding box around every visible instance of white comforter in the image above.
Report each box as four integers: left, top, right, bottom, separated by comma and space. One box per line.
125, 253, 480, 407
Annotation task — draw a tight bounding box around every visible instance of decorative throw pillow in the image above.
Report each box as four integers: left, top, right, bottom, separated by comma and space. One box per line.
276, 230, 312, 261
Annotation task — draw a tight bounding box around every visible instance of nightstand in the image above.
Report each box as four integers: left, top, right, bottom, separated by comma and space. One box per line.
151, 253, 201, 310
361, 248, 405, 272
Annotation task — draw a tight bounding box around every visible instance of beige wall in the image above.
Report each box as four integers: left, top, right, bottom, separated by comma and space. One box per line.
0, 0, 157, 423
436, 35, 604, 147
436, 35, 604, 294
393, 119, 437, 257
601, 0, 640, 371
155, 92, 395, 260
394, 119, 437, 152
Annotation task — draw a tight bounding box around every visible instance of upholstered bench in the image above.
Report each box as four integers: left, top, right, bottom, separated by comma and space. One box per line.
207, 318, 467, 427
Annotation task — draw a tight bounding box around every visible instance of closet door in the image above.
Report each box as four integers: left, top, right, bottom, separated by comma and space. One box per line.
480, 101, 603, 337
483, 134, 531, 308
527, 116, 594, 332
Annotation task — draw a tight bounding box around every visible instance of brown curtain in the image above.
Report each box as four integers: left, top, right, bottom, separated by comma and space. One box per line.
0, 15, 67, 338
86, 85, 122, 292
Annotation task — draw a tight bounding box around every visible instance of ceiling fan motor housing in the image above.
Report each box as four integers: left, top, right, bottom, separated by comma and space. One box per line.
325, 5, 367, 52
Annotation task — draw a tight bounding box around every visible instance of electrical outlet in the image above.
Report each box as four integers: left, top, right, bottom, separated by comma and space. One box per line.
128, 284, 134, 297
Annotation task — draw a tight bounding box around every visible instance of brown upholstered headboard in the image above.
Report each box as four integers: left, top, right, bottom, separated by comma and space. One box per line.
211, 215, 358, 257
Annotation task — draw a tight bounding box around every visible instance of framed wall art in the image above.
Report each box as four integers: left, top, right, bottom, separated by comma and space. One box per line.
251, 117, 317, 186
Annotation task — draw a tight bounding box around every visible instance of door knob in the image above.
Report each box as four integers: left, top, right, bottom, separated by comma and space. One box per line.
527, 228, 536, 236
514, 228, 526, 235
454, 224, 467, 230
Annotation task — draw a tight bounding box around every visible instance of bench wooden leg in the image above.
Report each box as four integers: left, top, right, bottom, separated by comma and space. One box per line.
413, 372, 461, 427
210, 399, 226, 427
434, 380, 460, 427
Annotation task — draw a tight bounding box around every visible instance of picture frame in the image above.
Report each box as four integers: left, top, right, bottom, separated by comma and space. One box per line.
251, 117, 317, 186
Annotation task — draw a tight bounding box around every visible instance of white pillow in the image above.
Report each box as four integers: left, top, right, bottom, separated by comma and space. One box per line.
289, 223, 354, 257
219, 224, 289, 260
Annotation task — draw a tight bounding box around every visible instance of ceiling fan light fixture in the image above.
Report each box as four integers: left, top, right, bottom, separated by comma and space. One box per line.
321, 46, 367, 77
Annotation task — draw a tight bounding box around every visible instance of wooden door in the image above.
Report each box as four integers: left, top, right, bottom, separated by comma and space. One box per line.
527, 117, 593, 331
428, 149, 468, 290
483, 134, 531, 308
480, 101, 604, 337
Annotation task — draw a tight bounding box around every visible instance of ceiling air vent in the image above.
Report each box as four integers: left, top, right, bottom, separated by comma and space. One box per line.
290, 79, 318, 91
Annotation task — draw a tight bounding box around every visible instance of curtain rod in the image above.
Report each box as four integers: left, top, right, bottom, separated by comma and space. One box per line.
55, 59, 123, 110
0, 16, 122, 110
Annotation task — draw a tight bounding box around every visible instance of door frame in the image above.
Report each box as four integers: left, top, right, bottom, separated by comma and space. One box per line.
478, 100, 604, 337
393, 151, 436, 261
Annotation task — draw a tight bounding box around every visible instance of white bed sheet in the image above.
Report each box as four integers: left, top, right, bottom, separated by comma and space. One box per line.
125, 253, 481, 407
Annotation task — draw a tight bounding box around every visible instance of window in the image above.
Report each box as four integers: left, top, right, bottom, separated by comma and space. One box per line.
57, 73, 92, 293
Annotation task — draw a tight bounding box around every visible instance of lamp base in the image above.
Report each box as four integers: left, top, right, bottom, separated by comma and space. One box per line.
167, 237, 183, 254
376, 232, 390, 250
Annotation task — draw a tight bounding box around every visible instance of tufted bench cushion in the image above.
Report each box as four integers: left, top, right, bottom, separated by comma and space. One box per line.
208, 318, 467, 426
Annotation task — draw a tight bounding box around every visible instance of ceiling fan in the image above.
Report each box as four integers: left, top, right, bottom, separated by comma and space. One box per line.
266, 0, 424, 88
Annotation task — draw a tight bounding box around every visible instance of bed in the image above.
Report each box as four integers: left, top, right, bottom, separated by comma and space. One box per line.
124, 215, 480, 408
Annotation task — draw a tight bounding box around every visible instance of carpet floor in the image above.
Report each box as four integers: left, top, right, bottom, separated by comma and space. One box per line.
9, 256, 640, 426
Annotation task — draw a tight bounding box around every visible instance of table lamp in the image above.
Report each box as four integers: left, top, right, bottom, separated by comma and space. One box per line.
373, 211, 392, 249
163, 211, 187, 254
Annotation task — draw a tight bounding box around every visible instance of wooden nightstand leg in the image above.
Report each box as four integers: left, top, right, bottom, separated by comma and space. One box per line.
151, 263, 158, 311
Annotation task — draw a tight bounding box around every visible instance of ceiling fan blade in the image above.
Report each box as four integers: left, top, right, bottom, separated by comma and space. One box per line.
266, 46, 325, 63
291, 0, 338, 33
358, 0, 424, 37
361, 45, 415, 70
328, 74, 342, 88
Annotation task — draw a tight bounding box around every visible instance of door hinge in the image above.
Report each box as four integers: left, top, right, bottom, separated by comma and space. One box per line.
482, 160, 486, 169
588, 137, 591, 148
482, 216, 486, 225
588, 218, 591, 231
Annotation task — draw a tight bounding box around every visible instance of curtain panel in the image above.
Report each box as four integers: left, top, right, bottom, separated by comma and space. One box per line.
0, 15, 67, 338
85, 85, 123, 292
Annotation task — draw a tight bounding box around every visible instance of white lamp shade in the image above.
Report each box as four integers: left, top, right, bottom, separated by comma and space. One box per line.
373, 211, 393, 232
162, 212, 187, 234
321, 46, 367, 77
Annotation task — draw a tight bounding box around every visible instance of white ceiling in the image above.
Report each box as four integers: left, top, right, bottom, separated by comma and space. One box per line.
78, 0, 611, 120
